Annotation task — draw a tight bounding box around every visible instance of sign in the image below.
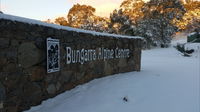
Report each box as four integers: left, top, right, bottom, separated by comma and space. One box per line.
66, 47, 130, 64
47, 38, 60, 73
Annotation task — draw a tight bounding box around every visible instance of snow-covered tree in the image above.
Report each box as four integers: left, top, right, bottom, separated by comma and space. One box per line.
80, 16, 110, 32
136, 0, 185, 48
120, 0, 145, 24
109, 9, 136, 35
174, 1, 200, 32
67, 4, 109, 32
67, 4, 96, 28
136, 18, 177, 48
54, 17, 68, 26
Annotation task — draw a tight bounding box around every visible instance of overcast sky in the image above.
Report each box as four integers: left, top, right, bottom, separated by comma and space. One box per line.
2, 0, 126, 20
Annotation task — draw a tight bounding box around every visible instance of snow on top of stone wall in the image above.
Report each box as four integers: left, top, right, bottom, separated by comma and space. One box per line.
0, 14, 142, 39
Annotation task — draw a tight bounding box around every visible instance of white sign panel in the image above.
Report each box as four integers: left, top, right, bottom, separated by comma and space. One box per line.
47, 38, 60, 73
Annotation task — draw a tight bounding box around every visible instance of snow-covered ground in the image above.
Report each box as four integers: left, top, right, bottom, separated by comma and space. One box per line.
25, 39, 200, 112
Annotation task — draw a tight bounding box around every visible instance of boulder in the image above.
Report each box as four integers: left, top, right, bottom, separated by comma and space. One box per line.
104, 61, 113, 75
0, 82, 5, 109
29, 66, 46, 81
59, 71, 73, 83
47, 84, 56, 95
0, 38, 9, 48
0, 57, 7, 69
18, 42, 44, 68
3, 63, 17, 72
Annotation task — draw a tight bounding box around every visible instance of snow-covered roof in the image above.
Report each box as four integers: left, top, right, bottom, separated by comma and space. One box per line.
0, 14, 142, 39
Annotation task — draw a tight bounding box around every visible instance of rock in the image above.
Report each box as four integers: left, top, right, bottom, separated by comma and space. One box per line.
11, 40, 19, 47
47, 84, 56, 94
47, 29, 55, 36
104, 61, 113, 75
0, 57, 7, 69
56, 82, 61, 91
75, 72, 85, 80
118, 59, 127, 68
6, 48, 18, 58
128, 58, 134, 66
18, 42, 44, 68
5, 106, 18, 112
35, 37, 45, 49
0, 82, 5, 111
0, 38, 9, 48
3, 63, 17, 72
59, 71, 73, 83
0, 102, 3, 109
23, 82, 42, 103
0, 82, 6, 103
92, 62, 104, 77
45, 75, 53, 83
29, 66, 46, 81
3, 72, 22, 89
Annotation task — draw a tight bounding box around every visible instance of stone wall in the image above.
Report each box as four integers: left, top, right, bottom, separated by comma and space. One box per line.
0, 15, 142, 112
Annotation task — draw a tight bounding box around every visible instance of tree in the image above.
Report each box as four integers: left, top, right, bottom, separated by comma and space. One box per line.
136, 18, 177, 48
174, 1, 200, 31
67, 4, 109, 32
142, 0, 185, 20
67, 4, 96, 28
136, 0, 185, 48
80, 16, 110, 32
120, 0, 145, 24
109, 0, 145, 35
54, 17, 68, 26
109, 9, 136, 35
43, 19, 54, 24
108, 0, 147, 35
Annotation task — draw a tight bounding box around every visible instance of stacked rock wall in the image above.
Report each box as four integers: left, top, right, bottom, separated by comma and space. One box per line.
0, 15, 142, 112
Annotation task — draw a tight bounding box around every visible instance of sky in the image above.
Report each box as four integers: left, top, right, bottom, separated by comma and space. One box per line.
2, 0, 198, 21
1, 0, 125, 20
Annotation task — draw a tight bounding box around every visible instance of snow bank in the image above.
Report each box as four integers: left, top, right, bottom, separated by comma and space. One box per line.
0, 14, 142, 39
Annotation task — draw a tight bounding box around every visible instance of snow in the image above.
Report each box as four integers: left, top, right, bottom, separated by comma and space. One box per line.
188, 32, 200, 37
172, 35, 200, 57
0, 14, 142, 39
24, 38, 200, 112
